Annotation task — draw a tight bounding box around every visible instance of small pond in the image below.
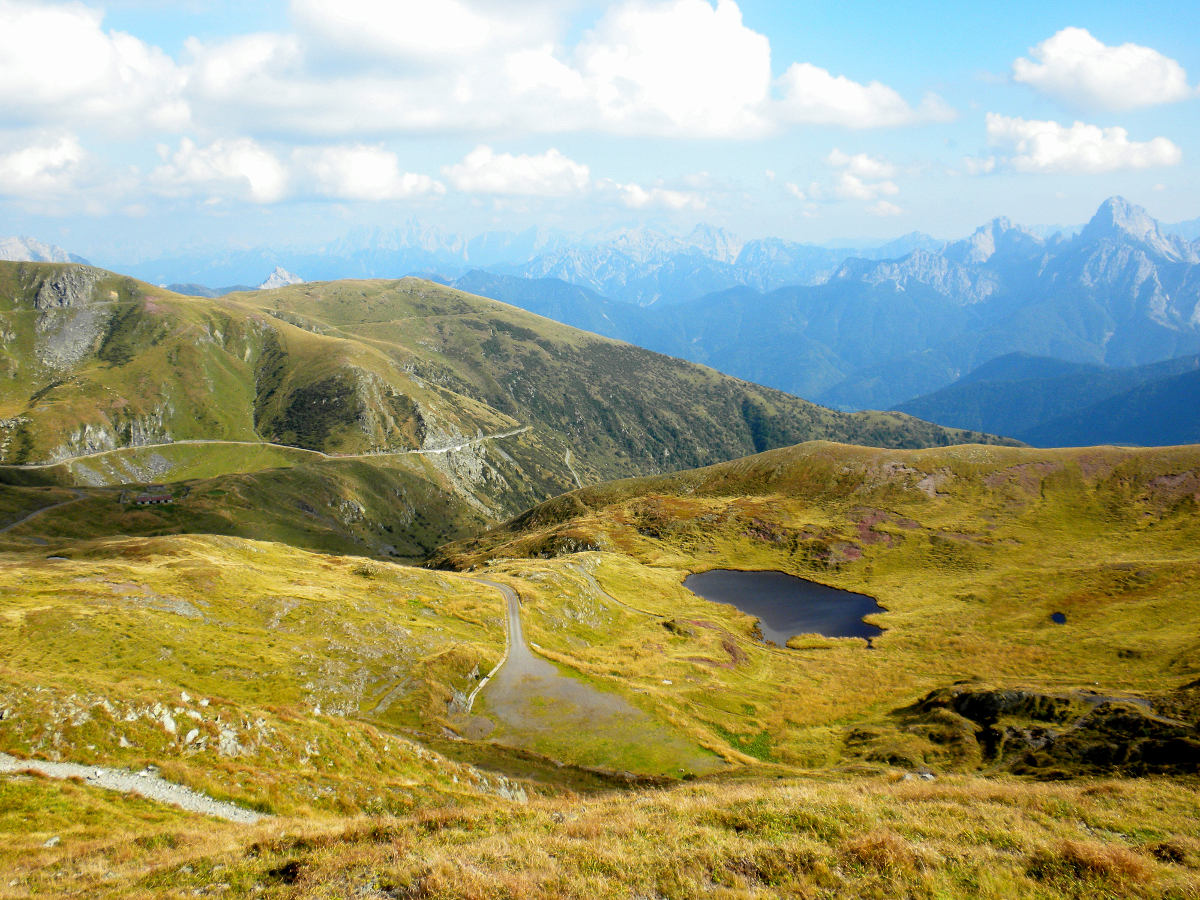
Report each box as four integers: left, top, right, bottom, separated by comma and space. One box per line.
683, 569, 885, 648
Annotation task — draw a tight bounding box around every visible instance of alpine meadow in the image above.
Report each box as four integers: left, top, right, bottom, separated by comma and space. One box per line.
1, 2, 1199, 899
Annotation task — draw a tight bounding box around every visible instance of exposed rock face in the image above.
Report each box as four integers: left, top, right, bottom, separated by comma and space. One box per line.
1080, 196, 1199, 263
34, 266, 105, 310
832, 250, 1001, 304
0, 236, 89, 265
259, 267, 305, 290
847, 682, 1200, 778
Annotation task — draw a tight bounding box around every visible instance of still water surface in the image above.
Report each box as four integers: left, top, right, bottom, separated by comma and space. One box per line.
683, 569, 884, 647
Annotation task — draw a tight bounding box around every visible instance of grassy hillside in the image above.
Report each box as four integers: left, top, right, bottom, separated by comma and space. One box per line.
2, 437, 1198, 897
433, 440, 1200, 775
1, 262, 1011, 476
7, 261, 1198, 898
0, 261, 1013, 559
2, 440, 1199, 898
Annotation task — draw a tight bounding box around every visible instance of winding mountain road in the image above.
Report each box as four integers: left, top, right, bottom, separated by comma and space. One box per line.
0, 490, 86, 535
1, 426, 532, 471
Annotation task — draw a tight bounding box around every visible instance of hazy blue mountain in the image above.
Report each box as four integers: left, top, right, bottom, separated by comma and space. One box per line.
894, 352, 1200, 444
1162, 216, 1200, 242
121, 222, 945, 308
165, 282, 255, 297
450, 270, 662, 345
0, 236, 90, 264
432, 199, 1200, 416
110, 197, 1200, 419
1022, 363, 1200, 447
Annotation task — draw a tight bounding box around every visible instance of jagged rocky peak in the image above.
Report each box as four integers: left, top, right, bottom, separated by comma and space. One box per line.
0, 236, 90, 265
258, 267, 305, 290
945, 217, 1042, 265
1079, 196, 1195, 261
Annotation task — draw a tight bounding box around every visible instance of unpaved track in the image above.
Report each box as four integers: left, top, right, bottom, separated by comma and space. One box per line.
0, 752, 266, 823
563, 449, 584, 489
1, 426, 531, 471
0, 490, 86, 534
464, 577, 714, 773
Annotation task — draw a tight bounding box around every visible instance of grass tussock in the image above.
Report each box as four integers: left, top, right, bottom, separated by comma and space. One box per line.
4, 774, 1199, 898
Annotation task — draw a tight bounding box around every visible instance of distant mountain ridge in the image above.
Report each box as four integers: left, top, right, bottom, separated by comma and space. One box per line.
895, 351, 1200, 446
114, 221, 947, 306
448, 198, 1200, 415
0, 236, 90, 265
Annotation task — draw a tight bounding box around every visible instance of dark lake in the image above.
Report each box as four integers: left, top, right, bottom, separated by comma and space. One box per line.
683, 569, 885, 647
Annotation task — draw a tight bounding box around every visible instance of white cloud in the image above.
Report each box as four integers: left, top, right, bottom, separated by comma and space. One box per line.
0, 0, 187, 132
293, 146, 444, 200
151, 138, 290, 203
962, 155, 997, 175
1013, 27, 1195, 111
606, 180, 706, 210
571, 0, 772, 137
291, 0, 553, 63
784, 182, 805, 201
0, 135, 87, 197
775, 63, 955, 128
443, 146, 590, 195
832, 172, 898, 200
867, 200, 903, 217
825, 148, 896, 179
986, 113, 1182, 173
822, 149, 899, 201
151, 138, 443, 204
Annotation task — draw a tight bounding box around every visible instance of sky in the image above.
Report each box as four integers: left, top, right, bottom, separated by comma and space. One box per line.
1, 0, 1199, 264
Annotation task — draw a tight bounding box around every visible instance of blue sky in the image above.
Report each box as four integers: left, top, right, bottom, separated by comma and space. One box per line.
1, 0, 1198, 264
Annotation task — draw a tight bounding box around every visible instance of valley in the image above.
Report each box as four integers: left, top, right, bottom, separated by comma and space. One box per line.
0, 261, 1197, 899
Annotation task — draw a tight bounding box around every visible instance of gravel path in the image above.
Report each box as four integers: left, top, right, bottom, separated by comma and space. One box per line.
0, 752, 266, 824
0, 490, 86, 534
1, 426, 531, 470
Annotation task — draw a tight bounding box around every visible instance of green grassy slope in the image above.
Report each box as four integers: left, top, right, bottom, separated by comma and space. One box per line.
433, 440, 1200, 774
0, 534, 531, 819
1, 263, 1012, 478
0, 261, 1014, 559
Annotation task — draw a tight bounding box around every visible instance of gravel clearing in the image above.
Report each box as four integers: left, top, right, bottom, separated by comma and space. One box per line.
0, 752, 266, 823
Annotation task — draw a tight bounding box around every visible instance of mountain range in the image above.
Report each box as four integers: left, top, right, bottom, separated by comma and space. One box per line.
0, 260, 1004, 558
896, 351, 1200, 447
445, 197, 1200, 425
99, 223, 946, 307
9, 197, 1200, 447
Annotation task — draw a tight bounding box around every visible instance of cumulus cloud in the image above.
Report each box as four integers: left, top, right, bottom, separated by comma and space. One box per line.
0, 0, 187, 132
867, 200, 903, 217
0, 135, 88, 197
443, 146, 590, 195
820, 149, 899, 201
571, 0, 772, 137
775, 63, 955, 128
0, 0, 959, 146
293, 146, 444, 200
1013, 27, 1195, 111
151, 138, 443, 203
603, 180, 706, 210
291, 0, 538, 62
825, 148, 896, 179
985, 113, 1182, 173
151, 138, 290, 204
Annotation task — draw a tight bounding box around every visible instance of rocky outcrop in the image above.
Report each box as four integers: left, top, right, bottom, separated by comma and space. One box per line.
33, 266, 105, 310
846, 682, 1200, 778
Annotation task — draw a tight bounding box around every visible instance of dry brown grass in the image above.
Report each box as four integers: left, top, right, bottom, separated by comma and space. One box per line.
1027, 838, 1153, 885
